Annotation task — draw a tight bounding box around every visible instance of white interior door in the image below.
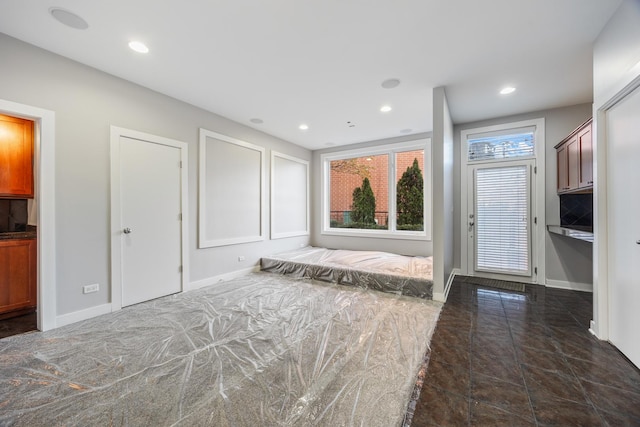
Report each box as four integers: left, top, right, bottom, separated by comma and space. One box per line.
607, 85, 640, 368
467, 160, 533, 279
119, 135, 182, 307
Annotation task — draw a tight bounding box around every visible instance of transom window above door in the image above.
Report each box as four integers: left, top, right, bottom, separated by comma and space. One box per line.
467, 126, 535, 162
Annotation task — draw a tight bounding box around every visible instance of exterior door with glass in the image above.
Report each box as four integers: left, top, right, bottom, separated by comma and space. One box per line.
467, 160, 534, 280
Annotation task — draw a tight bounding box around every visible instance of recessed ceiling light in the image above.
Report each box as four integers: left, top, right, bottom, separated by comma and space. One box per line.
299, 124, 309, 131
49, 7, 89, 30
400, 128, 412, 134
129, 41, 149, 54
500, 86, 516, 95
380, 105, 392, 113
249, 118, 263, 124
381, 78, 401, 89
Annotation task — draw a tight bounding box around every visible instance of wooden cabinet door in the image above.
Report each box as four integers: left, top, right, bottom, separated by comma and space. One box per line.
567, 135, 580, 191
578, 123, 593, 188
0, 114, 34, 198
557, 143, 569, 192
0, 239, 37, 315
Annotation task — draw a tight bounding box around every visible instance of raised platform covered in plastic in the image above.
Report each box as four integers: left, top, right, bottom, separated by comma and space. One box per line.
0, 272, 441, 426
261, 246, 434, 299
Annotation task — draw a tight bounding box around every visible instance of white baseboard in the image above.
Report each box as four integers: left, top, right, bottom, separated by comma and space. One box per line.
188, 265, 260, 291
433, 268, 460, 302
545, 279, 593, 293
53, 267, 260, 329
589, 320, 599, 338
56, 303, 113, 328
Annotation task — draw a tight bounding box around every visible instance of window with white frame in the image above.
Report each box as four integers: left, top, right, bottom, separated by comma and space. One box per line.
321, 139, 431, 240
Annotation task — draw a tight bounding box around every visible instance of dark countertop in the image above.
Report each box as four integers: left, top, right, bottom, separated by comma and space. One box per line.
0, 225, 37, 241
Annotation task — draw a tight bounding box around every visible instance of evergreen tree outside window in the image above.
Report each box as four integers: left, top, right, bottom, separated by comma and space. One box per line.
351, 177, 377, 226
396, 158, 424, 230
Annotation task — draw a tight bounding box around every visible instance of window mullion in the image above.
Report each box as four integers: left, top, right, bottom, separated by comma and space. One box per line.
389, 152, 396, 232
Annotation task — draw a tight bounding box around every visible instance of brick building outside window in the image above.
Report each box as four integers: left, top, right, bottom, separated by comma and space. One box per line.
329, 150, 424, 229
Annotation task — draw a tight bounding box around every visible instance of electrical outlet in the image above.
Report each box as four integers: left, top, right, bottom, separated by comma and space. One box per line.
83, 283, 99, 294
238, 256, 245, 262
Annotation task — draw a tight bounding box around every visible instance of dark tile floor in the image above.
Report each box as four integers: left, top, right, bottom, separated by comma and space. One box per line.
0, 312, 37, 339
411, 277, 640, 426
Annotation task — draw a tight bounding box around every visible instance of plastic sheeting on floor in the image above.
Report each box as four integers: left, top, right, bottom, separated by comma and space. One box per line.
261, 246, 434, 299
0, 272, 441, 426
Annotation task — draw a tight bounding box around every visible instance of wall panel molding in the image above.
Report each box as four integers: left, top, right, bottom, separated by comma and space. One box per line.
198, 129, 265, 248
270, 151, 309, 239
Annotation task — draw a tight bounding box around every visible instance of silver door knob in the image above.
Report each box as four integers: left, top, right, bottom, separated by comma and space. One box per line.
636, 240, 640, 245
123, 227, 132, 234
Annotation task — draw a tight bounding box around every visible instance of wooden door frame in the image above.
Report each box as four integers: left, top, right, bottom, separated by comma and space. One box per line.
109, 126, 189, 311
0, 99, 56, 331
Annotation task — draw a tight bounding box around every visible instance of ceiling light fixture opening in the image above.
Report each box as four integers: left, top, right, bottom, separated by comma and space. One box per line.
129, 41, 149, 54
500, 86, 516, 95
400, 128, 412, 134
249, 118, 264, 124
380, 105, 392, 113
381, 78, 400, 89
49, 7, 89, 30
299, 124, 309, 131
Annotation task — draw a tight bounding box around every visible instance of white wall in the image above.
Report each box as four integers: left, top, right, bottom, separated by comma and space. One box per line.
593, 0, 640, 107
453, 104, 593, 288
0, 33, 311, 319
432, 87, 455, 299
592, 0, 640, 338
311, 133, 433, 256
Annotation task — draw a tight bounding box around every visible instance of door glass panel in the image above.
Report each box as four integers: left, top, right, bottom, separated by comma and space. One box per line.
474, 164, 530, 275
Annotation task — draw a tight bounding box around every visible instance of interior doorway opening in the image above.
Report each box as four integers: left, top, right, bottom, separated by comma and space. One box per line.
0, 99, 56, 333
0, 113, 37, 338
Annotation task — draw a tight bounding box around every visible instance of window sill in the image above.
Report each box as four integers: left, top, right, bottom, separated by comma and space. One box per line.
321, 228, 430, 241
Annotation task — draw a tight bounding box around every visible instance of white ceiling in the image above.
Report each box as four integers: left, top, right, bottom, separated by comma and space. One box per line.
0, 0, 622, 150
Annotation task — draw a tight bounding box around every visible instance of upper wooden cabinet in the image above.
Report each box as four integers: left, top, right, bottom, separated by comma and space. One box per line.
555, 118, 593, 194
0, 114, 34, 198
